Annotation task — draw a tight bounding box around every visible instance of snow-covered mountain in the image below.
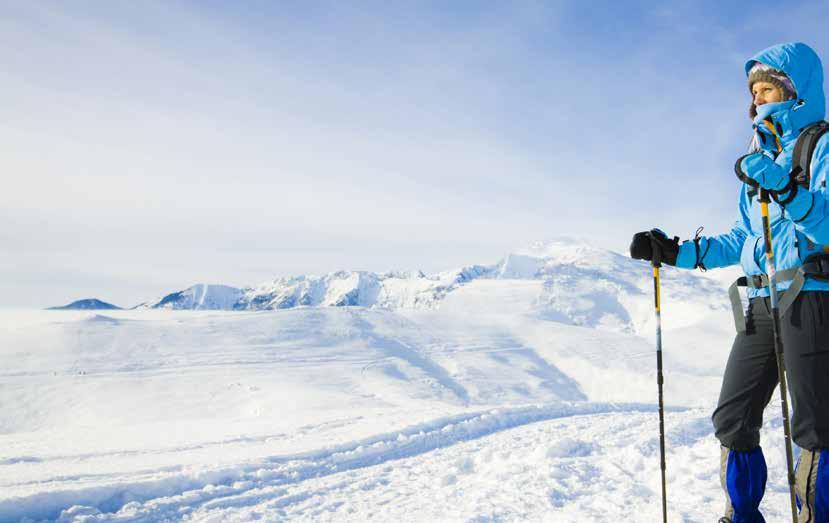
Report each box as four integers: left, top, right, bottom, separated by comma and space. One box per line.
136, 284, 243, 310
132, 239, 731, 335
235, 265, 490, 311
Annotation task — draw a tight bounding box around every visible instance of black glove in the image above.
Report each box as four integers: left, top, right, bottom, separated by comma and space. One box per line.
630, 229, 679, 266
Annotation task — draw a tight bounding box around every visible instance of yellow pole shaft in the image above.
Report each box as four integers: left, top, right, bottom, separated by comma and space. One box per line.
653, 266, 661, 312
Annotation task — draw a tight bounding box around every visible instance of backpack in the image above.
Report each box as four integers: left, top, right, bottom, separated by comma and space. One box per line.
792, 120, 829, 188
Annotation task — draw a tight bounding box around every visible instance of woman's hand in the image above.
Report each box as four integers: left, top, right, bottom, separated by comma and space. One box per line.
737, 152, 791, 191
630, 229, 679, 266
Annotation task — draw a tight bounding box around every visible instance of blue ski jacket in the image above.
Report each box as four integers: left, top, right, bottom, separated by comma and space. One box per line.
675, 42, 829, 297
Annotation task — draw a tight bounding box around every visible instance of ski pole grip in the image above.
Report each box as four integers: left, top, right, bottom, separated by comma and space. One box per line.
650, 234, 663, 268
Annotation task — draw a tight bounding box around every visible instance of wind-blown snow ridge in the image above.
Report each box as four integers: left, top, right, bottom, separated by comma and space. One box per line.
0, 402, 674, 522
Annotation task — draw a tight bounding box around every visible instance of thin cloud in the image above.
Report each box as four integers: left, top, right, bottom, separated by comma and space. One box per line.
3, 1, 829, 307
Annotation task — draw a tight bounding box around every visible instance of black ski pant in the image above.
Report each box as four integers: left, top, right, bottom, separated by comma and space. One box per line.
713, 291, 829, 451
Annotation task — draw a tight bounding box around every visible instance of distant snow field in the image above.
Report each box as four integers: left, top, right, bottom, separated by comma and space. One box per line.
0, 242, 794, 522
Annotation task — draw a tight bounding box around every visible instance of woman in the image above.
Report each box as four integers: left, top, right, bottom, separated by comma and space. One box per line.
631, 42, 829, 523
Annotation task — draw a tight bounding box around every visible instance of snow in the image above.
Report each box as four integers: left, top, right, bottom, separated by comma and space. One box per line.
0, 243, 795, 522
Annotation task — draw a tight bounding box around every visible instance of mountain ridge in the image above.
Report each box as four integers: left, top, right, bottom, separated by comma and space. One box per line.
118, 238, 730, 335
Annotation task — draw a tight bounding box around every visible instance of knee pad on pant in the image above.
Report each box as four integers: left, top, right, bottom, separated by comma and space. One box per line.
796, 449, 829, 522
721, 446, 767, 523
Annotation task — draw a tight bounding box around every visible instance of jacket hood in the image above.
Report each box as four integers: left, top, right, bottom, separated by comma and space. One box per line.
746, 42, 825, 133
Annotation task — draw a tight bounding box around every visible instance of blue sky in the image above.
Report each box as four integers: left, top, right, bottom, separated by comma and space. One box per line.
3, 1, 829, 307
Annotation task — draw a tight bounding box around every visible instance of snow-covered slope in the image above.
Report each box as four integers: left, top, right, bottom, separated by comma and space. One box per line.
2, 239, 760, 522
0, 296, 789, 522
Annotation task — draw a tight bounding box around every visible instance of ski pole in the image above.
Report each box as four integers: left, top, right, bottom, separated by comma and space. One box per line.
758, 188, 798, 523
756, 120, 798, 523
649, 235, 668, 523
735, 129, 798, 522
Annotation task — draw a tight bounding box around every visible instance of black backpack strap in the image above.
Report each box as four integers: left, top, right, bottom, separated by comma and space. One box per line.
793, 121, 829, 187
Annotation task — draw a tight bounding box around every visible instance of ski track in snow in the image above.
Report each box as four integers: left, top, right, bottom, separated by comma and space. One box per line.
3, 403, 667, 522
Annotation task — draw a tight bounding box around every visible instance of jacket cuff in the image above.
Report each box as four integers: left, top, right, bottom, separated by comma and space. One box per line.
675, 240, 698, 269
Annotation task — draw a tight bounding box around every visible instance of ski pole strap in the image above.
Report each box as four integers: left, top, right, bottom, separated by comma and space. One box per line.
728, 267, 803, 333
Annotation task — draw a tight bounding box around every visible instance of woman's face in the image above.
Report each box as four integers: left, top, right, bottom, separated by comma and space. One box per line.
752, 81, 784, 107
